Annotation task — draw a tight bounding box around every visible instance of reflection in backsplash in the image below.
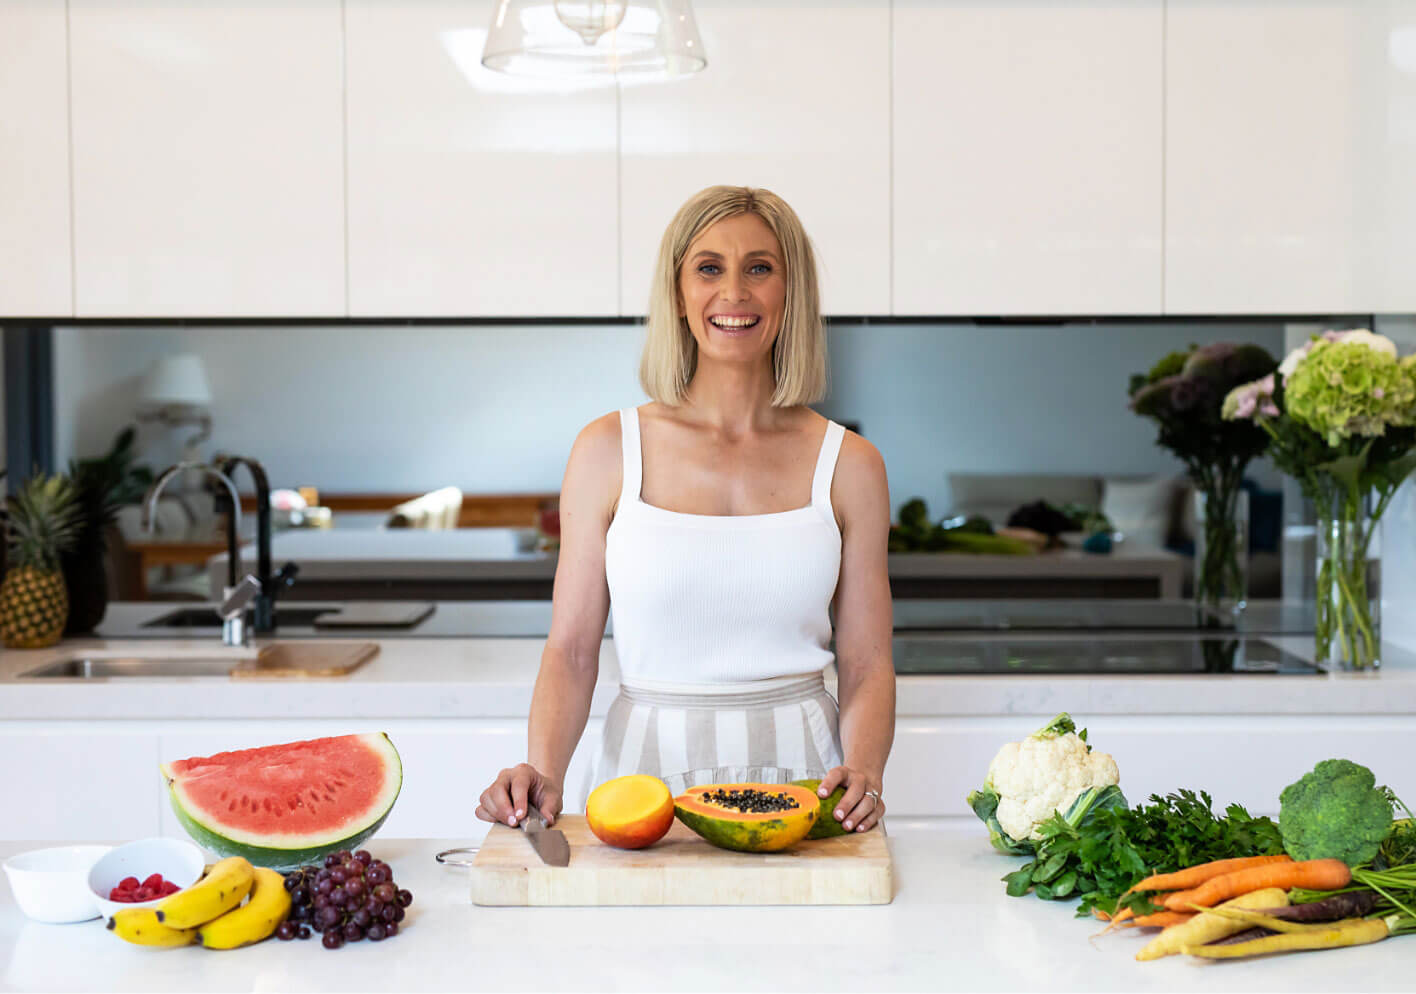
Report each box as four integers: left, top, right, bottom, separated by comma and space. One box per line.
54, 319, 1289, 515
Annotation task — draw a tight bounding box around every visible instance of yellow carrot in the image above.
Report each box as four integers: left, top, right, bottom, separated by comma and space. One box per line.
1136, 888, 1289, 961
1182, 916, 1394, 959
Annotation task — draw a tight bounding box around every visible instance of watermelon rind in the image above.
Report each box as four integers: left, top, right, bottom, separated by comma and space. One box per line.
162, 732, 402, 871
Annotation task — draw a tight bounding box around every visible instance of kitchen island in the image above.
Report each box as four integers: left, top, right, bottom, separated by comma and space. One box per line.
1, 824, 1408, 993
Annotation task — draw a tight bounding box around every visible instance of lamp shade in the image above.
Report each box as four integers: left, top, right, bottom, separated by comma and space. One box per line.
482, 0, 706, 79
138, 354, 212, 410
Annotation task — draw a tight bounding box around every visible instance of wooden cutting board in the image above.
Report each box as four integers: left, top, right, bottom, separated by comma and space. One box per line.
229, 642, 379, 678
470, 815, 892, 906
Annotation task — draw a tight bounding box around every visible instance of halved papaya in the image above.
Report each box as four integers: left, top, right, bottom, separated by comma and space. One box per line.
673, 783, 818, 852
792, 778, 850, 839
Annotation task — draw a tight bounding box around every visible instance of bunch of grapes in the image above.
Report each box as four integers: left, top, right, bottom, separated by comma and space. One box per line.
278, 849, 413, 949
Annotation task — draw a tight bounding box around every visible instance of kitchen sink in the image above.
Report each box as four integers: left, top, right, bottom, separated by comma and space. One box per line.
142, 606, 335, 629
18, 656, 242, 679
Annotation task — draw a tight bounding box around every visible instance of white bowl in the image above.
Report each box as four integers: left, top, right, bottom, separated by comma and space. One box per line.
3, 845, 112, 923
87, 838, 205, 921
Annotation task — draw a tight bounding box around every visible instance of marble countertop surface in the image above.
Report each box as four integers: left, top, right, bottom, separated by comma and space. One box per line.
2, 822, 1409, 993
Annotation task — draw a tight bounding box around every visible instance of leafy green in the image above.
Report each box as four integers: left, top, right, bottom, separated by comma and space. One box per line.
967, 786, 1035, 857
1000, 789, 1285, 918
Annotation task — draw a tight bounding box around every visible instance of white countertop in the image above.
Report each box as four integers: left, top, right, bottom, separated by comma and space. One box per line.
3, 632, 1416, 721
2, 822, 1408, 993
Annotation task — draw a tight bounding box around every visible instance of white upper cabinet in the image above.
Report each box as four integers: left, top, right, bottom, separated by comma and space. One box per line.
345, 1, 618, 317
1166, 1, 1416, 315
0, 0, 72, 317
68, 1, 345, 317
893, 2, 1164, 316
619, 1, 890, 317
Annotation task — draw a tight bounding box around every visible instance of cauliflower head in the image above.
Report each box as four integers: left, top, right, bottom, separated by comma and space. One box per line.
1279, 758, 1395, 867
984, 713, 1120, 844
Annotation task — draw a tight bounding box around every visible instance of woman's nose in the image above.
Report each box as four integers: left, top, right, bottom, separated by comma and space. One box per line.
719, 274, 749, 302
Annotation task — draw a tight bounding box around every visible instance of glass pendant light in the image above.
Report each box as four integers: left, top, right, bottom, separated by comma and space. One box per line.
481, 0, 706, 80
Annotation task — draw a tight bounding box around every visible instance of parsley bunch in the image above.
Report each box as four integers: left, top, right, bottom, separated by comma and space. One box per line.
1001, 789, 1285, 918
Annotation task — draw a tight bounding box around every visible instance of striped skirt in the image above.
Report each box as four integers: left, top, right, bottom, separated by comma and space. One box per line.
579, 672, 844, 805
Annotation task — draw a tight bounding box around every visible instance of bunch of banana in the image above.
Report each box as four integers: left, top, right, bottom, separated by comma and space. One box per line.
107, 857, 292, 950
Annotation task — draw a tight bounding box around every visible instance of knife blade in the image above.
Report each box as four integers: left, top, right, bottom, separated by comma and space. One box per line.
518, 811, 570, 867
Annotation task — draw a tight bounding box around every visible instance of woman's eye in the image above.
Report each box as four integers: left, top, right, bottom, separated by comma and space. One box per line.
749, 263, 772, 275
697, 264, 720, 276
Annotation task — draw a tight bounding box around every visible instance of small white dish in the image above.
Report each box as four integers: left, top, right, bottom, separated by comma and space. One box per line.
3, 845, 112, 923
87, 838, 205, 920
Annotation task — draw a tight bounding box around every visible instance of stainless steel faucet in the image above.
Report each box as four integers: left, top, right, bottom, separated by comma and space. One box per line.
143, 462, 260, 647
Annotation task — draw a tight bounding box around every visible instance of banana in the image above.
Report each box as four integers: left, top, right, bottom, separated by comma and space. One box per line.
107, 907, 198, 947
154, 856, 255, 929
195, 867, 292, 950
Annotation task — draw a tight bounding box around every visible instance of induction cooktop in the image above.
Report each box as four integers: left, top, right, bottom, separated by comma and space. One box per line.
890, 600, 1314, 636
891, 635, 1322, 675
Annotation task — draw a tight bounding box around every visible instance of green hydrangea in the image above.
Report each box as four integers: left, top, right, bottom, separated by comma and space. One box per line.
1284, 341, 1416, 447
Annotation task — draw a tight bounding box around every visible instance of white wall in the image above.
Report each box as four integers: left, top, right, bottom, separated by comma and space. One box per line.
53, 320, 1284, 516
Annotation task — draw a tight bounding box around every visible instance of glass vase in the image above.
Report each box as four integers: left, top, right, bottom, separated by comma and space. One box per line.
1193, 486, 1248, 623
1314, 483, 1380, 671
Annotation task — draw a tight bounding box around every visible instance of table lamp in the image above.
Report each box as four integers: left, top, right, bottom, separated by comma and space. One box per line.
136, 354, 213, 464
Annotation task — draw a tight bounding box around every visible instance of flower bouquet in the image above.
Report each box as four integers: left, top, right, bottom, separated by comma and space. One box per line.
1129, 343, 1279, 619
1223, 329, 1416, 670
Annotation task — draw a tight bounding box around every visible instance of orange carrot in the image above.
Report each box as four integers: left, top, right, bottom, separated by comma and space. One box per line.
1121, 854, 1292, 897
1126, 910, 1196, 929
1093, 908, 1111, 921
1162, 859, 1351, 911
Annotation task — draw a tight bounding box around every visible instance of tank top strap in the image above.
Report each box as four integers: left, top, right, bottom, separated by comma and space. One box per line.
618, 407, 643, 506
810, 420, 846, 515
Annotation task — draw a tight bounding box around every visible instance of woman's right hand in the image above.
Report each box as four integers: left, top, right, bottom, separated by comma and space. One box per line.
475, 763, 563, 827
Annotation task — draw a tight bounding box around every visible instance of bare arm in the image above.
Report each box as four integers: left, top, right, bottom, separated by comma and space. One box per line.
818, 431, 895, 832
476, 413, 621, 826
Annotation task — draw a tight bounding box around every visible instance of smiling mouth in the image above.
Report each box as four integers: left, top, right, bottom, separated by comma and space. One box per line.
708, 316, 760, 330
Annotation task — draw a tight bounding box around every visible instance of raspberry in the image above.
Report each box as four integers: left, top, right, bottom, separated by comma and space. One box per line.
142, 874, 165, 890
118, 876, 140, 892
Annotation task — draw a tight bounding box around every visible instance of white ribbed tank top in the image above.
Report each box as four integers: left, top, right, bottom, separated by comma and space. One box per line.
604, 407, 846, 685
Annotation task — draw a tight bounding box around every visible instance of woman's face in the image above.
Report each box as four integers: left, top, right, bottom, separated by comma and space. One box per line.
677, 213, 787, 368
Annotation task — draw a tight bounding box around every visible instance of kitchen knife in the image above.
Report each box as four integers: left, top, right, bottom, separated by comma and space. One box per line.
518, 811, 570, 867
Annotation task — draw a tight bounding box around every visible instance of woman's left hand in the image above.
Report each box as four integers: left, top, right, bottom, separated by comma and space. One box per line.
816, 766, 885, 833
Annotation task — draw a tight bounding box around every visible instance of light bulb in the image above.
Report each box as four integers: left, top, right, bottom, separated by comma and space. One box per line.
553, 0, 628, 45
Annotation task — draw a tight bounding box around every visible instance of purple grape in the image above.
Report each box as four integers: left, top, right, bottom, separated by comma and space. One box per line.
355, 850, 372, 865
393, 905, 405, 923
381, 904, 397, 923
330, 867, 347, 885
342, 859, 362, 876
317, 906, 340, 929
316, 877, 334, 896
324, 854, 341, 869
343, 922, 364, 942
366, 899, 384, 918
332, 888, 350, 909
384, 921, 398, 938
298, 925, 312, 940
352, 908, 372, 928
373, 883, 396, 904
276, 921, 298, 940
396, 889, 413, 908
366, 865, 389, 885
366, 923, 386, 941
322, 929, 344, 950
344, 877, 365, 898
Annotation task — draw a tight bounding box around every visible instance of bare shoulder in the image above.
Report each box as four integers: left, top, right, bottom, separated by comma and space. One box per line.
831, 428, 890, 528
562, 410, 624, 520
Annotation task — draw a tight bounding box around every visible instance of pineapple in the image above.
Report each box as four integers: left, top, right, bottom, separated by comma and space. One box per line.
1, 473, 81, 648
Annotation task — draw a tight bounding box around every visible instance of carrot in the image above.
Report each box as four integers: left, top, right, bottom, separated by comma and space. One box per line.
1121, 854, 1292, 897
1181, 916, 1395, 958
1162, 859, 1351, 911
1136, 887, 1288, 961
1125, 911, 1195, 929
1092, 908, 1111, 922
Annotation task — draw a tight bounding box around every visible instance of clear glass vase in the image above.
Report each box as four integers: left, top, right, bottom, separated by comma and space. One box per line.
1314, 482, 1380, 671
1194, 486, 1249, 623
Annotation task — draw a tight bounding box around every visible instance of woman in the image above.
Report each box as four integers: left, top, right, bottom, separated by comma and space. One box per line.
476, 186, 895, 836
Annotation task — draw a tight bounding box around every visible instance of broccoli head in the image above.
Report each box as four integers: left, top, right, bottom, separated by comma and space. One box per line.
1279, 758, 1394, 867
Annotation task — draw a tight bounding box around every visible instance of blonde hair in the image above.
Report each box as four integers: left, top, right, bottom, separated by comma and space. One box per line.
639, 185, 827, 407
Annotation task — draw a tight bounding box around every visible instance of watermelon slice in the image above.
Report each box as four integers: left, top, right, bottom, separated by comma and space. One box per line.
161, 732, 402, 870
